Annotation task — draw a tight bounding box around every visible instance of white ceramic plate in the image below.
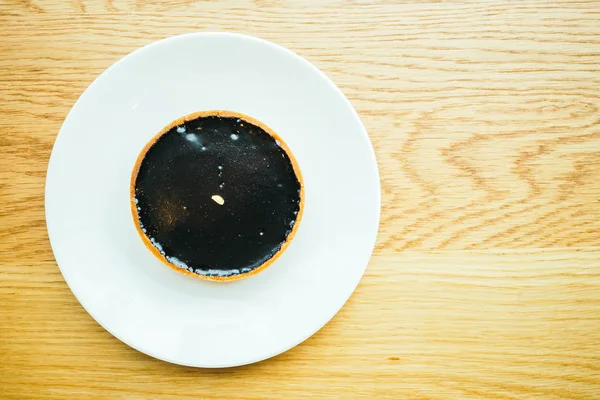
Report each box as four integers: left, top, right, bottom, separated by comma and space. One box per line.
46, 32, 380, 367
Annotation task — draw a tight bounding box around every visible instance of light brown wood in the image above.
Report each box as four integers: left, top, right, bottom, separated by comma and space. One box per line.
1, 1, 599, 398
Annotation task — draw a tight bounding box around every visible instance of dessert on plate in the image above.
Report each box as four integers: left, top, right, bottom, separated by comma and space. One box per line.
130, 110, 303, 281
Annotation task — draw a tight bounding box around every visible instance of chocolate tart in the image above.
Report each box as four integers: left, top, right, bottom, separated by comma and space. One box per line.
130, 111, 304, 281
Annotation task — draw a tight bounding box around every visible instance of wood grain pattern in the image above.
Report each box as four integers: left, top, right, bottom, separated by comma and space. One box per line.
1, 1, 599, 398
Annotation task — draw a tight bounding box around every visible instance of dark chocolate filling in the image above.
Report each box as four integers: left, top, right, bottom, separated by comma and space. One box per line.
133, 114, 301, 278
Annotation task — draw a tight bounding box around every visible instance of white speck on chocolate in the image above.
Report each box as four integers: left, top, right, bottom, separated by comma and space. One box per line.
231, 133, 239, 140
193, 268, 242, 277
164, 258, 247, 278
185, 133, 199, 143
177, 126, 186, 133
166, 256, 188, 269
150, 237, 164, 253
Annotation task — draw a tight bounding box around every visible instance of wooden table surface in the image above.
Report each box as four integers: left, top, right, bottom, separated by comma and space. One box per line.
2, 1, 600, 398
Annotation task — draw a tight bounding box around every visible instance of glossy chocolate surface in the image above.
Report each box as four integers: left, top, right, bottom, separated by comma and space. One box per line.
133, 114, 301, 278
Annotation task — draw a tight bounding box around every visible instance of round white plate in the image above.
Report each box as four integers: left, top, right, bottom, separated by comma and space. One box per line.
46, 32, 380, 367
